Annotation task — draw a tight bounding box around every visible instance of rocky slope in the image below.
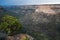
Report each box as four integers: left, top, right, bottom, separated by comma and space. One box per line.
0, 4, 60, 40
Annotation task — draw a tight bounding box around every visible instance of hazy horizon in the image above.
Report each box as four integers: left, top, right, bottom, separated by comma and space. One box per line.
0, 0, 60, 6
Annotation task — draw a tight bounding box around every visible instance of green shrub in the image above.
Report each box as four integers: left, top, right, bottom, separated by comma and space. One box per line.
0, 15, 22, 36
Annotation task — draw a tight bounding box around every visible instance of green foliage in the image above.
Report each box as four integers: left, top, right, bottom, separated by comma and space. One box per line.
0, 15, 22, 36
24, 36, 29, 40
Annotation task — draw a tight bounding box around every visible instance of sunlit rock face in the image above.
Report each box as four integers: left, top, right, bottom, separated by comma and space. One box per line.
35, 6, 55, 15
35, 5, 60, 15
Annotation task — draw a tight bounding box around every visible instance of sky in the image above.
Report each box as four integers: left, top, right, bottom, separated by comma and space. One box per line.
0, 0, 60, 6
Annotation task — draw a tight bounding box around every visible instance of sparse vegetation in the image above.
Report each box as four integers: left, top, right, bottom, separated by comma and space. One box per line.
0, 5, 60, 40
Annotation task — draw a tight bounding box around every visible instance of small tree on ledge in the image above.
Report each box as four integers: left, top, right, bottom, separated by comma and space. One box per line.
0, 15, 22, 36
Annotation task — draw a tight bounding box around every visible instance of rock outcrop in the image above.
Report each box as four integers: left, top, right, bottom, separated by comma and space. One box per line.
6, 34, 34, 40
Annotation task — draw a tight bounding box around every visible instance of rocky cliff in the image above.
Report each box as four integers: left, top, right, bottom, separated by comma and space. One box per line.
0, 4, 60, 40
